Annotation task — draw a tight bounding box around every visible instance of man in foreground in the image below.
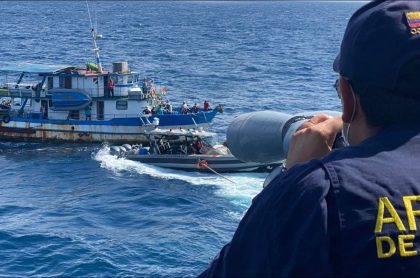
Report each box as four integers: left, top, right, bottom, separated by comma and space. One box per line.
200, 1, 420, 276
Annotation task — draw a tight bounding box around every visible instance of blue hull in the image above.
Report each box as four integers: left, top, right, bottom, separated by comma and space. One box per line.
0, 109, 220, 143
11, 109, 219, 126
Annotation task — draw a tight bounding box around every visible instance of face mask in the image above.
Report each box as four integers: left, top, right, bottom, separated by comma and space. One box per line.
342, 88, 356, 146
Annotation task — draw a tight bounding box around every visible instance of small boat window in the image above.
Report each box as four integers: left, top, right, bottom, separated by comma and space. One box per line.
59, 77, 65, 88
116, 100, 128, 110
47, 77, 53, 89
127, 75, 133, 84
59, 76, 72, 89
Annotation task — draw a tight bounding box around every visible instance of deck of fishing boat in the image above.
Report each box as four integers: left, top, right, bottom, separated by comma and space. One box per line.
0, 61, 222, 142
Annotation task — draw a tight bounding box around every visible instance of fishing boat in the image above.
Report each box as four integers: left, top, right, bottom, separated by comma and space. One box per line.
0, 4, 222, 143
111, 128, 280, 172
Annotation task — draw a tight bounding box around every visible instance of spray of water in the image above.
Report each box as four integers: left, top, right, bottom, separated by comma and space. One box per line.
93, 144, 268, 207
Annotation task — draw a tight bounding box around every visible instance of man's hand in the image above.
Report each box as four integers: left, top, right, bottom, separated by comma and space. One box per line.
285, 114, 343, 169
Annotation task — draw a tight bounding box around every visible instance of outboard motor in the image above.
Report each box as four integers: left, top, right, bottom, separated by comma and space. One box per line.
119, 145, 127, 153
110, 146, 121, 156
122, 144, 132, 151
227, 110, 342, 163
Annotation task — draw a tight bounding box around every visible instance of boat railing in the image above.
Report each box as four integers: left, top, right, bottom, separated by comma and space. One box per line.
112, 113, 150, 119
11, 112, 158, 121
1, 84, 168, 100
139, 116, 152, 126
10, 109, 208, 118
10, 108, 214, 122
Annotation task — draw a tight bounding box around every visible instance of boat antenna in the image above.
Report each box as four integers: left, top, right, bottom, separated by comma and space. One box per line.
86, 0, 103, 73
94, 7, 98, 34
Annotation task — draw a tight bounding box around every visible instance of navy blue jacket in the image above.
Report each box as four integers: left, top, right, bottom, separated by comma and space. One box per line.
199, 125, 420, 277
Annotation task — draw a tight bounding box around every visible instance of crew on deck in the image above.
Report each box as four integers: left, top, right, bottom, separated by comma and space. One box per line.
142, 78, 148, 95
203, 100, 211, 111
40, 104, 48, 119
108, 78, 115, 97
85, 105, 92, 121
181, 101, 190, 114
165, 100, 173, 113
193, 103, 199, 113
143, 106, 151, 115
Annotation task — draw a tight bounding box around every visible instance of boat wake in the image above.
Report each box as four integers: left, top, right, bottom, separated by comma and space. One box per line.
93, 144, 268, 207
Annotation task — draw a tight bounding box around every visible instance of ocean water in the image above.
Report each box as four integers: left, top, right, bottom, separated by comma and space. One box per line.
0, 1, 364, 276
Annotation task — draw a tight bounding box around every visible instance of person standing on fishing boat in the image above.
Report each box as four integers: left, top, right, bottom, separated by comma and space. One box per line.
142, 78, 148, 95
40, 104, 47, 119
181, 101, 190, 114
193, 103, 199, 114
199, 1, 420, 277
143, 106, 151, 115
85, 104, 92, 121
165, 100, 173, 114
203, 100, 210, 111
108, 78, 115, 97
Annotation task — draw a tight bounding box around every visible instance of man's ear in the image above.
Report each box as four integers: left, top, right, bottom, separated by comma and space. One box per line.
340, 77, 357, 123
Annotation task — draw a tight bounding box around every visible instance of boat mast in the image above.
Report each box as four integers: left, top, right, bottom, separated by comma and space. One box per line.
86, 0, 103, 73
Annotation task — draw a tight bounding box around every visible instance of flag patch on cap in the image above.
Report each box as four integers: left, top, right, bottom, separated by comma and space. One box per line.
406, 12, 420, 35
406, 12, 420, 28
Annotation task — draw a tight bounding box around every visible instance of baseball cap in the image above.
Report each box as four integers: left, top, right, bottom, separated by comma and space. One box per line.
333, 0, 420, 91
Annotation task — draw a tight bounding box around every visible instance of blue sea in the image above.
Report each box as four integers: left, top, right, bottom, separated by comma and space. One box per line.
0, 1, 364, 276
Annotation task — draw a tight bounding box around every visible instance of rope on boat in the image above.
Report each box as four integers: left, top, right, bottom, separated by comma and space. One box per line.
197, 159, 237, 184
